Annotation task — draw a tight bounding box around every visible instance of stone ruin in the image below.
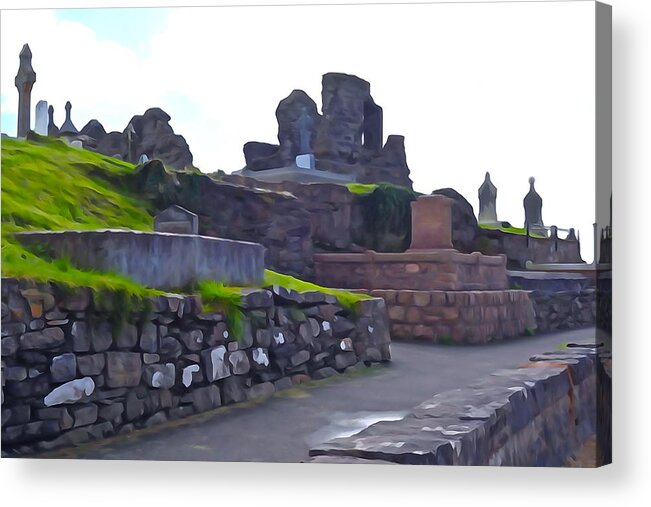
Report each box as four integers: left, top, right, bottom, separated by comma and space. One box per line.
238, 72, 413, 188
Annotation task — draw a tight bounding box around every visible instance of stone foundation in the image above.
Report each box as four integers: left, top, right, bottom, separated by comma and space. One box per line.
368, 289, 536, 344
314, 250, 508, 291
309, 347, 611, 466
1, 278, 390, 455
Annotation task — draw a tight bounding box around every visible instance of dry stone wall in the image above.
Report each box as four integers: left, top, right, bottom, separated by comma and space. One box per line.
1, 278, 390, 455
310, 346, 611, 466
530, 290, 596, 333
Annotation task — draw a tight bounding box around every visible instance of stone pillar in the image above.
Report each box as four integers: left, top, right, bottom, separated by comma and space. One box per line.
14, 44, 36, 138
409, 195, 454, 250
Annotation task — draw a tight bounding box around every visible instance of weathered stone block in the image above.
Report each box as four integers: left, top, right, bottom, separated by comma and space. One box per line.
71, 321, 89, 352
179, 329, 204, 351
115, 323, 138, 349
20, 327, 65, 350
229, 350, 251, 375
72, 403, 98, 427
50, 353, 77, 382
139, 322, 159, 353
191, 385, 221, 412
105, 352, 142, 388
144, 363, 176, 389
77, 354, 105, 376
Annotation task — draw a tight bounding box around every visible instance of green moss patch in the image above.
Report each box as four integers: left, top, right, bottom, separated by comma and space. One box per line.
263, 269, 370, 309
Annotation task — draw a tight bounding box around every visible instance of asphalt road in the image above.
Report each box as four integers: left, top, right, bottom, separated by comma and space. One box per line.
39, 327, 598, 462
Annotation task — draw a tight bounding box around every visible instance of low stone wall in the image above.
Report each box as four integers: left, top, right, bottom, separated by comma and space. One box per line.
1, 278, 391, 455
368, 289, 535, 344
15, 230, 266, 291
314, 250, 508, 291
530, 290, 596, 333
310, 347, 611, 466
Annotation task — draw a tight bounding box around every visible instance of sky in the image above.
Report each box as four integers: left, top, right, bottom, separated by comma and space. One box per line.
0, 2, 601, 261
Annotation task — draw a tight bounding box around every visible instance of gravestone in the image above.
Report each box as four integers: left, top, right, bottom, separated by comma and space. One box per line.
70, 140, 83, 149
295, 154, 315, 169
14, 44, 36, 138
47, 105, 59, 137
126, 123, 136, 163
478, 171, 498, 224
34, 100, 48, 136
297, 110, 314, 154
138, 153, 150, 165
154, 205, 199, 235
523, 177, 546, 236
59, 101, 78, 135
409, 195, 454, 250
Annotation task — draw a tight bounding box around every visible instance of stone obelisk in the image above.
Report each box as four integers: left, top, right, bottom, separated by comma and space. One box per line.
15, 43, 36, 138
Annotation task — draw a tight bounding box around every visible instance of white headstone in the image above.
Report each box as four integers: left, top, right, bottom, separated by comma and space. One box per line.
296, 154, 315, 170
70, 140, 83, 149
138, 153, 150, 165
35, 100, 48, 135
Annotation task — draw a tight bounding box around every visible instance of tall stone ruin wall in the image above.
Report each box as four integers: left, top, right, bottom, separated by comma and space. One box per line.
244, 73, 413, 188
1, 278, 391, 455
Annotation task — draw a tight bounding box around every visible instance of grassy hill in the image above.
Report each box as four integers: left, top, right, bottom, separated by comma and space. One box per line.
1, 136, 368, 307
1, 136, 159, 296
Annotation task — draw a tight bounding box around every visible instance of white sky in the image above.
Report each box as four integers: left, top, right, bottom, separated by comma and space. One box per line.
0, 1, 599, 261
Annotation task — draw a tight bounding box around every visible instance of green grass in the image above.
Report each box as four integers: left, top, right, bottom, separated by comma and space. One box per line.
263, 269, 371, 309
1, 136, 155, 294
479, 222, 546, 238
345, 183, 378, 195
196, 281, 246, 340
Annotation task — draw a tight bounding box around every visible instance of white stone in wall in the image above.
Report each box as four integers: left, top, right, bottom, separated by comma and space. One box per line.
182, 364, 200, 387
340, 338, 354, 351
44, 377, 95, 406
202, 345, 230, 382
322, 321, 331, 332
273, 331, 285, 345
151, 363, 175, 389
252, 348, 269, 367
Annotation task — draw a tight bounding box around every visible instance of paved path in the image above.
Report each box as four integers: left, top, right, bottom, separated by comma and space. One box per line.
41, 328, 598, 462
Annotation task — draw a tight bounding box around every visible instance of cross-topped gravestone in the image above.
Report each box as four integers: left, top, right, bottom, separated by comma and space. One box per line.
14, 44, 36, 138
478, 171, 498, 224
59, 101, 78, 135
523, 177, 545, 235
47, 105, 59, 136
34, 100, 48, 136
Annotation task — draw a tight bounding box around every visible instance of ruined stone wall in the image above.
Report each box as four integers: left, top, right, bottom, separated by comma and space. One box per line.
369, 289, 535, 344
310, 347, 611, 466
1, 279, 390, 455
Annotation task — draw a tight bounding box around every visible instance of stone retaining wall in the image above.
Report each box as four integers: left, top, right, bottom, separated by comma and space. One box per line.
1, 278, 391, 455
368, 289, 535, 344
310, 347, 611, 466
530, 290, 596, 333
314, 250, 508, 291
15, 230, 265, 291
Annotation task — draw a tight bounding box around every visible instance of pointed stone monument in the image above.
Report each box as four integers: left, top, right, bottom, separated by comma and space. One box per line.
47, 105, 59, 137
478, 171, 498, 225
59, 101, 78, 135
34, 100, 48, 135
523, 177, 546, 236
15, 43, 36, 138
